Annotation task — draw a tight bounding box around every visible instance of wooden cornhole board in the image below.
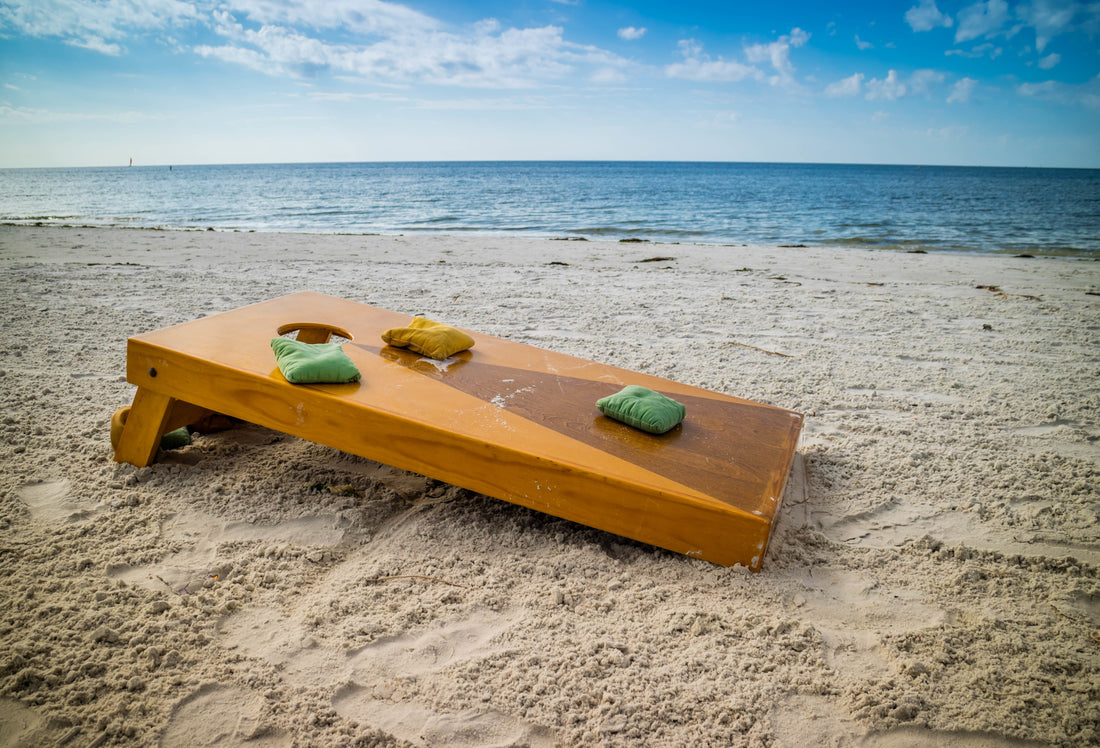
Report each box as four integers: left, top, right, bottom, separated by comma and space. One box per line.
114, 292, 803, 569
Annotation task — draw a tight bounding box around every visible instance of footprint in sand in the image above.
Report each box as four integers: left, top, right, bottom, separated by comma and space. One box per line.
334, 615, 556, 748
1009, 419, 1100, 462
788, 566, 948, 674
219, 607, 516, 683
820, 499, 1100, 567
160, 684, 289, 748
330, 611, 554, 748
1048, 590, 1100, 626
0, 698, 63, 748
107, 510, 347, 594
332, 690, 557, 748
771, 694, 1055, 748
218, 606, 318, 672
217, 604, 556, 747
16, 479, 97, 523
347, 612, 510, 678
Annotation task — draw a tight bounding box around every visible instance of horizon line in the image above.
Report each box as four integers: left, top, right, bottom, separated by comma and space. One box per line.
3, 158, 1098, 171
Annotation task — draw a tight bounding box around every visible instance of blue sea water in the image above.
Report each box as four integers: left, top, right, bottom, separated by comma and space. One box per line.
2, 161, 1098, 255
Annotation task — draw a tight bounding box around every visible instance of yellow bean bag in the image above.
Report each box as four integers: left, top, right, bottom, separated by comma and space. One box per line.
382, 316, 475, 360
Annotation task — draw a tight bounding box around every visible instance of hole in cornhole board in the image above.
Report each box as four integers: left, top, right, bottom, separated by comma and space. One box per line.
276, 322, 353, 345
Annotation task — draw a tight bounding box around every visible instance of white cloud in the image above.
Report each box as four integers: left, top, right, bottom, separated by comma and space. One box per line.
67, 35, 123, 56
955, 0, 1011, 44
665, 39, 762, 83
195, 7, 634, 88
865, 70, 907, 100
909, 68, 945, 95
474, 19, 501, 35
945, 42, 1003, 58
194, 42, 275, 75
0, 104, 161, 125
1019, 80, 1060, 96
743, 27, 810, 88
0, 0, 200, 54
1038, 51, 1061, 68
410, 96, 556, 111
590, 67, 627, 83
906, 0, 954, 31
617, 26, 646, 41
947, 77, 978, 102
663, 28, 807, 87
225, 0, 436, 35
364, 25, 589, 86
1016, 0, 1078, 52
1018, 73, 1100, 108
306, 91, 412, 103
825, 73, 863, 97
826, 68, 942, 101
0, 0, 632, 89
855, 34, 873, 50
198, 16, 352, 78
942, 0, 1089, 54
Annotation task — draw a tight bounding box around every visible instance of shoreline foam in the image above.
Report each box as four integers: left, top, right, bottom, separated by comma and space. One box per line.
0, 225, 1097, 747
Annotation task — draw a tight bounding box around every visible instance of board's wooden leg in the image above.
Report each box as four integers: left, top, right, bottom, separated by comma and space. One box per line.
113, 388, 174, 467
164, 400, 219, 434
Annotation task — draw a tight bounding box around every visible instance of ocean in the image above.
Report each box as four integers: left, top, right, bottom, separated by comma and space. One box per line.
2, 161, 1098, 256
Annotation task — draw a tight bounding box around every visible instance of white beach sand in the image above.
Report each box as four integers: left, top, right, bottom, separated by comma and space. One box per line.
0, 225, 1097, 748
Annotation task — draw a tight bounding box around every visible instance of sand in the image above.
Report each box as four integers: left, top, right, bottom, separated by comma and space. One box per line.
0, 225, 1097, 748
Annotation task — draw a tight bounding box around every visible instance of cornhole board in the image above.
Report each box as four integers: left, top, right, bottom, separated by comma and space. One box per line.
114, 291, 803, 569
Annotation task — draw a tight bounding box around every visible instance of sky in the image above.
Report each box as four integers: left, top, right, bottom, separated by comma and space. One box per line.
0, 0, 1098, 168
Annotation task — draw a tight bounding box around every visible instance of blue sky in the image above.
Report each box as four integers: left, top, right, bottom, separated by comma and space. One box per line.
1, 0, 1097, 167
